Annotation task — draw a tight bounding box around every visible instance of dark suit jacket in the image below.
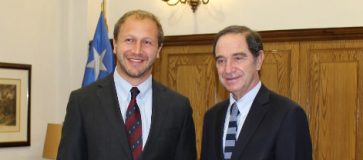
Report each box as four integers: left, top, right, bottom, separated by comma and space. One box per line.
201, 84, 312, 160
57, 75, 196, 160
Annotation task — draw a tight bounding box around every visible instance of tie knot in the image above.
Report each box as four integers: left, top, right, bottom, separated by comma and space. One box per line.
130, 87, 140, 98
230, 102, 239, 116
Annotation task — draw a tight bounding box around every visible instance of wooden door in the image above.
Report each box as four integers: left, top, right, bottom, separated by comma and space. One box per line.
300, 40, 363, 160
153, 45, 221, 159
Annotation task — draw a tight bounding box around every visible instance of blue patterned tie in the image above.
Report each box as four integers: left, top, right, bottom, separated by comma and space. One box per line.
224, 102, 240, 160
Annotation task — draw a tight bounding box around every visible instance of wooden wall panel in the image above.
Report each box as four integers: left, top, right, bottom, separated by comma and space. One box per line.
262, 42, 300, 101
153, 27, 363, 160
301, 40, 363, 160
318, 63, 357, 160
155, 45, 218, 159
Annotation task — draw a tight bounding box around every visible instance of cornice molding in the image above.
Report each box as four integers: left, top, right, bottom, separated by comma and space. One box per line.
163, 27, 363, 46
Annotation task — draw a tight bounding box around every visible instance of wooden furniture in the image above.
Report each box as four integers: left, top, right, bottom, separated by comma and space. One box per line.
43, 123, 62, 159
153, 27, 363, 160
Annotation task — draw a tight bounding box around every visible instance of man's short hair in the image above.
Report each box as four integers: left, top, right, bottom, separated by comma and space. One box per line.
213, 25, 263, 57
113, 10, 164, 47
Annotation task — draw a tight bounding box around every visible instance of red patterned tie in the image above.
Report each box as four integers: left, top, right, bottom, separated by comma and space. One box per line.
125, 87, 142, 160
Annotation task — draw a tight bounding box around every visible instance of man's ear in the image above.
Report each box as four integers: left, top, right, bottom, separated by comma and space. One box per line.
156, 44, 163, 59
256, 50, 264, 70
112, 39, 117, 55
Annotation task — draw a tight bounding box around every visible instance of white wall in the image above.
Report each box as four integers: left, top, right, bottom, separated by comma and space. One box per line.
0, 0, 362, 159
0, 0, 87, 159
90, 0, 363, 38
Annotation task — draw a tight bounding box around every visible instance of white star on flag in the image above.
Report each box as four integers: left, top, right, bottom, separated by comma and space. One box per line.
86, 47, 108, 80
82, 12, 114, 87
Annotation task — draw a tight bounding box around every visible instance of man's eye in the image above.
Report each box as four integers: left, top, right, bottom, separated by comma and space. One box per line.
216, 59, 225, 64
233, 55, 247, 62
144, 40, 152, 45
143, 39, 156, 46
125, 38, 134, 43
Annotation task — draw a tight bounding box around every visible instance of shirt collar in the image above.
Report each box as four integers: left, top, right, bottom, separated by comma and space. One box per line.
113, 69, 152, 100
229, 81, 262, 112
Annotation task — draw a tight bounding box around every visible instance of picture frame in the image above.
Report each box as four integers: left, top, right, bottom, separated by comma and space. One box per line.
0, 62, 31, 147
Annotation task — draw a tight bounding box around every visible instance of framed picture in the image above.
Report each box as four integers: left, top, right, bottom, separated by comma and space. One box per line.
0, 62, 31, 147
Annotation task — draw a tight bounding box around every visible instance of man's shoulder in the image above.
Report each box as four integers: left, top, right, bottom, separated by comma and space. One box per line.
260, 85, 302, 113
205, 99, 229, 117
267, 89, 299, 107
71, 75, 113, 96
152, 79, 188, 100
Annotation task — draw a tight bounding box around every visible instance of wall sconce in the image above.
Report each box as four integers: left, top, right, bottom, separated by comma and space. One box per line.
162, 0, 209, 13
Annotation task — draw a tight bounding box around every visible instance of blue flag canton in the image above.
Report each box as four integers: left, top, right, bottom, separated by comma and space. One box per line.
82, 12, 115, 87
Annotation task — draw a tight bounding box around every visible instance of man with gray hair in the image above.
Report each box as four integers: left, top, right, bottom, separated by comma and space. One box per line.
201, 25, 312, 160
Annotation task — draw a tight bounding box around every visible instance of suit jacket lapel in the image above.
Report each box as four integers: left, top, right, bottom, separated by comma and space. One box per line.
96, 75, 132, 159
216, 100, 229, 160
142, 80, 167, 155
232, 85, 270, 160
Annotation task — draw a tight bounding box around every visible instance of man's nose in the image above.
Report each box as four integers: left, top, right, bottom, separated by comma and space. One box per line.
132, 41, 142, 54
224, 60, 233, 73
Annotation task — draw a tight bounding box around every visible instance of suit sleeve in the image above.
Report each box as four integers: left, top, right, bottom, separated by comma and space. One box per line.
275, 106, 312, 160
174, 99, 197, 160
57, 92, 88, 160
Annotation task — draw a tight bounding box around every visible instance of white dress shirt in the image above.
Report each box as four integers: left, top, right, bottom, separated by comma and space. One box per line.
113, 70, 153, 149
222, 82, 262, 149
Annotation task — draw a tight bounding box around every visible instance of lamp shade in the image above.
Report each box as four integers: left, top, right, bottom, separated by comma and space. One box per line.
43, 123, 62, 159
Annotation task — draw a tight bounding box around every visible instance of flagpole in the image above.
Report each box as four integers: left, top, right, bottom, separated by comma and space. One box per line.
101, 0, 109, 31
